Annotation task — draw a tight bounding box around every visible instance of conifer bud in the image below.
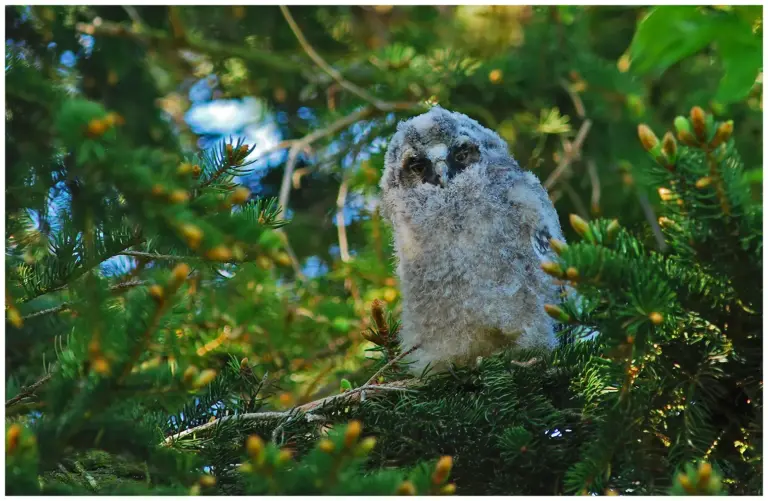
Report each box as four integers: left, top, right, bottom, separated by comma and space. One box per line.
489, 69, 503, 84
695, 177, 712, 189
177, 163, 194, 176
440, 483, 457, 495
169, 190, 189, 204
637, 124, 659, 152
657, 188, 674, 201
151, 184, 165, 196
649, 312, 664, 325
148, 284, 164, 303
344, 420, 362, 448
246, 435, 265, 462
7, 307, 23, 328
199, 475, 216, 488
276, 448, 293, 466
657, 216, 674, 228
206, 246, 233, 262
677, 473, 694, 494
540, 261, 563, 278
690, 106, 707, 141
697, 462, 712, 487
566, 267, 579, 281
548, 238, 568, 256
182, 365, 199, 384
544, 304, 571, 323
180, 224, 203, 250
356, 436, 377, 455
7, 424, 22, 453
432, 456, 453, 485
673, 116, 691, 136
605, 219, 620, 242
86, 118, 108, 137
661, 132, 677, 164
371, 299, 389, 338
189, 485, 201, 496
569, 214, 593, 241
240, 357, 249, 370
171, 263, 191, 284
88, 339, 101, 356
225, 144, 234, 160
396, 481, 416, 495
104, 112, 124, 127
192, 164, 202, 178
709, 120, 733, 149
92, 356, 111, 375
194, 369, 217, 388
229, 187, 251, 205
318, 439, 335, 453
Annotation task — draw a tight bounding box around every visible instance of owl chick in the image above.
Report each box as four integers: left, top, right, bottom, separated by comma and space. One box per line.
379, 106, 566, 375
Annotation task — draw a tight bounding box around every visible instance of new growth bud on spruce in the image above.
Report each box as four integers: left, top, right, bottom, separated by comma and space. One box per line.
276, 448, 293, 466
690, 106, 707, 141
192, 164, 202, 178
148, 284, 164, 303
6, 424, 22, 453
180, 223, 203, 251
194, 369, 217, 388
432, 456, 453, 485
637, 124, 659, 152
709, 120, 733, 149
441, 483, 457, 495
396, 481, 416, 495
695, 177, 712, 189
246, 435, 265, 464
206, 246, 233, 262
169, 190, 189, 204
661, 132, 677, 164
171, 263, 191, 284
92, 356, 111, 375
544, 304, 571, 323
356, 436, 377, 455
549, 238, 568, 256
199, 475, 216, 488
566, 267, 579, 281
182, 365, 199, 384
605, 219, 620, 243
674, 116, 698, 146
318, 439, 335, 454
569, 214, 594, 242
371, 298, 389, 338
649, 312, 664, 325
540, 261, 563, 278
230, 187, 251, 205
151, 184, 165, 196
344, 420, 362, 448
177, 163, 194, 176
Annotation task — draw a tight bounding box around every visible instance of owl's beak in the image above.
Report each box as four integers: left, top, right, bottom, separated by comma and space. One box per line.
435, 160, 450, 188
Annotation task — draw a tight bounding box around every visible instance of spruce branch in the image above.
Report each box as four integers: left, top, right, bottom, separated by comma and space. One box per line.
161, 382, 418, 446
6, 368, 55, 408
76, 20, 307, 74
364, 344, 421, 387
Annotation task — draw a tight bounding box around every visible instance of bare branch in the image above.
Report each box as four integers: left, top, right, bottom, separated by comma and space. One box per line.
364, 344, 421, 387
120, 251, 202, 262
279, 6, 395, 112
543, 119, 592, 190
336, 177, 352, 263
6, 370, 55, 408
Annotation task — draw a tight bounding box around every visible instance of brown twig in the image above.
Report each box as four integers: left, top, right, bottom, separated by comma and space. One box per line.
161, 381, 418, 446
336, 177, 352, 263
637, 192, 668, 252
586, 159, 601, 215
6, 370, 54, 408
543, 119, 592, 190
277, 106, 376, 221
364, 344, 421, 387
279, 6, 396, 112
120, 251, 202, 262
22, 281, 148, 320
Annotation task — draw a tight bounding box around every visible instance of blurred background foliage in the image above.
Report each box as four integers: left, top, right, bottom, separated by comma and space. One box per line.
5, 2, 763, 416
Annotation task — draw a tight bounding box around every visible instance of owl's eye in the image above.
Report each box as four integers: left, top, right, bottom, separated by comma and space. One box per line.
453, 143, 478, 165
405, 157, 430, 175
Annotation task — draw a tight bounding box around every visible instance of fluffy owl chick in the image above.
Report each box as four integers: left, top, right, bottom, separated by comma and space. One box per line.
379, 106, 565, 375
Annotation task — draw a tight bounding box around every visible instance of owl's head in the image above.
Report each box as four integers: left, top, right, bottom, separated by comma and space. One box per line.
380, 106, 516, 195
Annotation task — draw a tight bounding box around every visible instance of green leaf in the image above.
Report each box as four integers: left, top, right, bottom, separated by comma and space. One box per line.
629, 6, 720, 76
714, 31, 762, 103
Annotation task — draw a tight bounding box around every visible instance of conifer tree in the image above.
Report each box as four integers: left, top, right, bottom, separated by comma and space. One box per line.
5, 5, 762, 495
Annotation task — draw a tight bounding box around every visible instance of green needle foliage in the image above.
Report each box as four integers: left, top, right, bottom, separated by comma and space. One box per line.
5, 5, 762, 496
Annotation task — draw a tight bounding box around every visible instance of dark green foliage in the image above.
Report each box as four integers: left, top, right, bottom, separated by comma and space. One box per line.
5, 4, 762, 496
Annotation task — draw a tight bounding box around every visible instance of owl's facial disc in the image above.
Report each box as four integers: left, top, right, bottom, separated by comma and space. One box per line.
402, 141, 480, 188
